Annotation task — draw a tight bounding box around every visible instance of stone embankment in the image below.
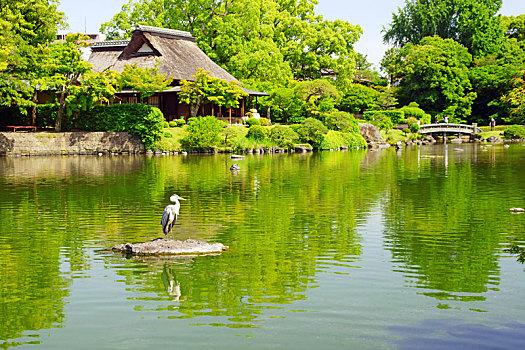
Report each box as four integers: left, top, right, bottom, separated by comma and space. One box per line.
0, 131, 144, 156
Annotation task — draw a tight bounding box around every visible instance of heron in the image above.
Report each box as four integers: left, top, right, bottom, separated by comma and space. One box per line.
161, 194, 186, 239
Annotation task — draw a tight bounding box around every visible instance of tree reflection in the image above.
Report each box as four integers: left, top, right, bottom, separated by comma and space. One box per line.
381, 145, 525, 302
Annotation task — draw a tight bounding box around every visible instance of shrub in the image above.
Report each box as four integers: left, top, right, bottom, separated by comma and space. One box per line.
175, 119, 186, 127
363, 110, 405, 125
181, 116, 223, 150
163, 121, 169, 128
259, 117, 270, 126
504, 125, 525, 139
246, 117, 261, 126
319, 130, 347, 150
324, 110, 359, 133
270, 125, 299, 148
342, 132, 367, 149
409, 123, 420, 133
295, 117, 328, 148
169, 120, 177, 127
246, 125, 269, 140
78, 104, 164, 150
164, 131, 173, 138
220, 125, 247, 147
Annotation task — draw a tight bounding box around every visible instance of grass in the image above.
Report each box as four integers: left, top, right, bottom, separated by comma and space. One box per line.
155, 126, 187, 151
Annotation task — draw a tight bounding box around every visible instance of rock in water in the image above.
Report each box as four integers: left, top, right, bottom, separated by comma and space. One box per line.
113, 238, 229, 255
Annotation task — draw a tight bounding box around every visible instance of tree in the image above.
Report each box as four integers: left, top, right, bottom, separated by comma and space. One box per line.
293, 79, 341, 120
45, 34, 93, 132
501, 72, 525, 124
337, 84, 380, 115
501, 15, 525, 42
269, 87, 303, 123
100, 0, 362, 87
0, 0, 64, 113
382, 0, 504, 57
179, 68, 247, 118
118, 62, 173, 101
397, 36, 476, 120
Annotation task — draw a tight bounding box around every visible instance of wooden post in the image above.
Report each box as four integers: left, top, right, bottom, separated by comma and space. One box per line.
229, 108, 232, 125
241, 98, 245, 118
212, 105, 215, 118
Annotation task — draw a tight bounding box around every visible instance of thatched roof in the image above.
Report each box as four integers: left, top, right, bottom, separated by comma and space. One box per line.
88, 25, 238, 83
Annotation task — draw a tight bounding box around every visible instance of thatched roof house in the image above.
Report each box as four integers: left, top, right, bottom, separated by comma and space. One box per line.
88, 25, 267, 122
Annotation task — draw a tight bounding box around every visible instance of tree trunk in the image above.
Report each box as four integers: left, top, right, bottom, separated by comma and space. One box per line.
190, 103, 200, 117
55, 92, 66, 132
31, 89, 38, 125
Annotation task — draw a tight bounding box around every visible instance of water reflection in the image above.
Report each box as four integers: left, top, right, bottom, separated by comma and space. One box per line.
1, 146, 525, 347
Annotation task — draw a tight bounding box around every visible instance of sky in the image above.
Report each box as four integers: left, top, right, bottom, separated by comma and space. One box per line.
58, 0, 525, 69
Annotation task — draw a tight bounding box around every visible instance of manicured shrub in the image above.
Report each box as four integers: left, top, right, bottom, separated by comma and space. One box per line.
319, 130, 347, 150
76, 104, 164, 150
220, 125, 247, 147
246, 117, 261, 126
169, 120, 177, 127
504, 125, 525, 139
409, 123, 420, 133
269, 125, 299, 148
342, 131, 367, 149
295, 117, 328, 148
259, 117, 270, 126
176, 118, 186, 127
324, 110, 359, 133
164, 131, 173, 138
181, 116, 223, 150
163, 121, 169, 128
246, 125, 269, 140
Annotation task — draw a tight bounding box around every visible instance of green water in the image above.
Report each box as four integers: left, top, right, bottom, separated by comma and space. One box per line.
1, 144, 525, 349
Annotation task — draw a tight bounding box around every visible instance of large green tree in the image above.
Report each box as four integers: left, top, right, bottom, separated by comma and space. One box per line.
179, 68, 247, 118
0, 0, 64, 112
382, 0, 504, 58
397, 36, 476, 120
100, 0, 361, 88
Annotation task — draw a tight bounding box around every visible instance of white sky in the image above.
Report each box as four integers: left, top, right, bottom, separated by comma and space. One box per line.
58, 0, 525, 68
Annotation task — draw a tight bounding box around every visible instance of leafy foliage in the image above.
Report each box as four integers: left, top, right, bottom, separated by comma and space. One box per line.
0, 0, 64, 113
118, 62, 173, 100
338, 84, 380, 115
397, 36, 476, 120
269, 125, 299, 148
100, 0, 362, 88
77, 104, 164, 150
318, 130, 366, 150
246, 125, 269, 140
294, 117, 329, 149
181, 116, 224, 150
245, 118, 261, 127
324, 110, 360, 134
179, 68, 247, 117
501, 72, 525, 124
503, 125, 525, 139
383, 0, 504, 57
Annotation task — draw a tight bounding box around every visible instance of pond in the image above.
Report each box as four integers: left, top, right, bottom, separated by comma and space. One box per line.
1, 144, 525, 349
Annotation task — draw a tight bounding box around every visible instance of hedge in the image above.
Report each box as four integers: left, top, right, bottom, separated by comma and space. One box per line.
8, 103, 165, 150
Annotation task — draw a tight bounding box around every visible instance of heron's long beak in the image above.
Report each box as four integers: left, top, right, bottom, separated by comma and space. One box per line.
179, 197, 186, 201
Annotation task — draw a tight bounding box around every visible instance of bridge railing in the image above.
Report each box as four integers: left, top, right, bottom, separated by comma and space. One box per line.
418, 123, 481, 134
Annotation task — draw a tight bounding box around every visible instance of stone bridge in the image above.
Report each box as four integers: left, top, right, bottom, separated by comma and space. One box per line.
418, 123, 482, 136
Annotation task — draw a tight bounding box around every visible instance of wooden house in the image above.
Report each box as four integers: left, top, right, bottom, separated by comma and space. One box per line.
88, 25, 268, 123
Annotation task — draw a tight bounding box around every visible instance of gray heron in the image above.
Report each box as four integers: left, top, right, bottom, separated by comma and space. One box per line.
161, 194, 186, 239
